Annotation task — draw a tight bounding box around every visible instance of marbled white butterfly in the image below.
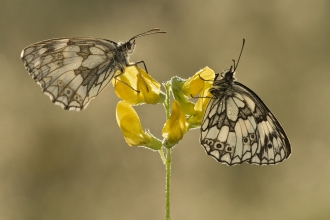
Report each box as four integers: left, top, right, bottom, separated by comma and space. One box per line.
21, 28, 165, 111
200, 39, 291, 165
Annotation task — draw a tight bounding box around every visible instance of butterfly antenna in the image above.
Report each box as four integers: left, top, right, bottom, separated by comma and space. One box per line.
128, 28, 166, 42
233, 38, 245, 72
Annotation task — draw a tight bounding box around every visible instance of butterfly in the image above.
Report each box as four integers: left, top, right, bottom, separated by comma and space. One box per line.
200, 39, 291, 165
21, 28, 165, 111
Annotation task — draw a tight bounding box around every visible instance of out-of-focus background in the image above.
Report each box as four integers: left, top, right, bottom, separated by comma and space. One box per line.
1, 0, 330, 219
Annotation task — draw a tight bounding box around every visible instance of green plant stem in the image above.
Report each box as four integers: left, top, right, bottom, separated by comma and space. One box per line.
164, 82, 171, 120
165, 148, 171, 220
159, 149, 166, 165
163, 81, 172, 219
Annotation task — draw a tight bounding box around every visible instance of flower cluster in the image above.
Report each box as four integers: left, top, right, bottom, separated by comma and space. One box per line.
113, 66, 215, 150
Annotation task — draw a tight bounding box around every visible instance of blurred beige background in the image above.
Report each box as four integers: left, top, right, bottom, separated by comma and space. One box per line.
1, 0, 330, 219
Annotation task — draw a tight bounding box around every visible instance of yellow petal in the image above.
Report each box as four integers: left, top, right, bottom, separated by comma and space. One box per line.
162, 100, 189, 148
171, 77, 196, 115
113, 66, 164, 105
113, 69, 140, 105
116, 101, 146, 146
137, 68, 165, 104
116, 101, 162, 150
178, 67, 215, 128
182, 66, 215, 97
194, 86, 212, 112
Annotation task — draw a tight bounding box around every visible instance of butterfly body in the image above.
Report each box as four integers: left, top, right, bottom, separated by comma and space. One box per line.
200, 66, 291, 165
21, 29, 165, 111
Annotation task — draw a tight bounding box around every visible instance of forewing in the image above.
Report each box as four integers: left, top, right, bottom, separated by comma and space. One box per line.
21, 38, 119, 111
200, 82, 291, 165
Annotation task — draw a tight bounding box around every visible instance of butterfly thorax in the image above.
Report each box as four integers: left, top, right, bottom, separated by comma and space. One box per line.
210, 68, 236, 98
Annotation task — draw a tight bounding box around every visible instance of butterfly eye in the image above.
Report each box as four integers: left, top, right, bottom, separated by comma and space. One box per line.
214, 141, 224, 150
127, 41, 136, 53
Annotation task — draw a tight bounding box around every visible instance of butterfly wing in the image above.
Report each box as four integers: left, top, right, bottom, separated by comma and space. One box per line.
21, 38, 121, 111
200, 82, 291, 165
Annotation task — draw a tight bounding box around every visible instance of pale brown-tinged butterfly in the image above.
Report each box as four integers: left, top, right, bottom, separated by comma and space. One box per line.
21, 28, 165, 111
200, 39, 291, 165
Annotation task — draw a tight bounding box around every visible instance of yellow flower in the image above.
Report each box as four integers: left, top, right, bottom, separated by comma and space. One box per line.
112, 66, 165, 105
187, 86, 212, 128
181, 66, 215, 97
171, 77, 196, 116
173, 67, 215, 128
116, 101, 162, 150
162, 100, 189, 148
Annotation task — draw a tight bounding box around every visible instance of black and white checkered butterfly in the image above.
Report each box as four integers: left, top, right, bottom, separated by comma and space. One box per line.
21, 28, 165, 111
200, 40, 291, 165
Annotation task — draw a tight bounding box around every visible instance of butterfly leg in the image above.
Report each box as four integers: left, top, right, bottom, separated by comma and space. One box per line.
132, 60, 149, 74
198, 73, 218, 82
189, 74, 215, 99
128, 61, 150, 92
113, 69, 140, 93
133, 60, 161, 93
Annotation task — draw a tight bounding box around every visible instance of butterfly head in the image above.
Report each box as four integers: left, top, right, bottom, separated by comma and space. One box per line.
220, 66, 236, 81
122, 40, 136, 54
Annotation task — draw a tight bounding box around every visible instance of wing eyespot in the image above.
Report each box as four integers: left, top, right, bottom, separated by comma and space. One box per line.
214, 141, 224, 150
225, 144, 234, 153
249, 133, 256, 141
243, 137, 249, 143
64, 88, 73, 96
74, 94, 83, 102
203, 139, 214, 147
57, 80, 64, 86
55, 60, 63, 67
267, 142, 273, 149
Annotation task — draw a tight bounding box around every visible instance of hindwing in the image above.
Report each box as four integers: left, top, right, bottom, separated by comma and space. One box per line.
21, 38, 122, 111
200, 78, 291, 165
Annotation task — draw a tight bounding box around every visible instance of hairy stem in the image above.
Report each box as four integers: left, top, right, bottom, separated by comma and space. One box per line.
165, 148, 171, 220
